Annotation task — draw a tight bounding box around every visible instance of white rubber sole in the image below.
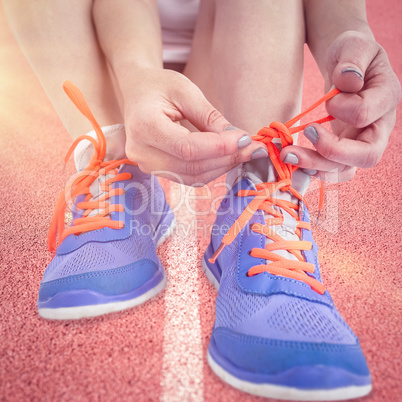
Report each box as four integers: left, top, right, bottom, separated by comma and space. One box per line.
38, 276, 167, 320
208, 352, 372, 401
201, 256, 220, 291
38, 218, 176, 320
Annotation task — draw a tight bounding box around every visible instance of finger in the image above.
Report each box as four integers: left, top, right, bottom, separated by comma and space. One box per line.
146, 116, 264, 162
173, 140, 267, 177
326, 35, 401, 127
280, 146, 357, 182
126, 117, 253, 162
134, 139, 267, 177
326, 76, 400, 129
326, 32, 379, 93
302, 112, 395, 168
281, 145, 348, 172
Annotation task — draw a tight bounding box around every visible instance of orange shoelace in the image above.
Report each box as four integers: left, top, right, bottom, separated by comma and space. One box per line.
209, 88, 340, 295
47, 81, 137, 253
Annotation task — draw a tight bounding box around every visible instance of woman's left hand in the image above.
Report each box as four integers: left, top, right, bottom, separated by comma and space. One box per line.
280, 31, 401, 181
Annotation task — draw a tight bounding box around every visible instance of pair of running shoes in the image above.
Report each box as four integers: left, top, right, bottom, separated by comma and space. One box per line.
37, 81, 372, 401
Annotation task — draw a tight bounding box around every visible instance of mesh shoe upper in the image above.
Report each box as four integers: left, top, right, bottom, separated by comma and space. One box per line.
215, 269, 357, 344
42, 166, 169, 283
211, 176, 358, 345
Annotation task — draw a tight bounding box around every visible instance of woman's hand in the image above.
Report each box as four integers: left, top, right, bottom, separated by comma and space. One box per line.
281, 31, 401, 181
123, 68, 266, 185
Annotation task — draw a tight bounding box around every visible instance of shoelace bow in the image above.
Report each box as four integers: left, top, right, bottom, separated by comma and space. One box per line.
209, 88, 340, 295
47, 81, 137, 253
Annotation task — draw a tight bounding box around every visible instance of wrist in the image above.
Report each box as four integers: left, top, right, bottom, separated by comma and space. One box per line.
113, 53, 162, 81
113, 60, 163, 100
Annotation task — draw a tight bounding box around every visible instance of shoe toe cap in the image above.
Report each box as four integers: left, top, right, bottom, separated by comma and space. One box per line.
38, 259, 159, 305
210, 327, 371, 390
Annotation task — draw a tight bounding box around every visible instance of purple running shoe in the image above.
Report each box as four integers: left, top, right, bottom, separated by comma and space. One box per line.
203, 117, 371, 400
38, 82, 175, 320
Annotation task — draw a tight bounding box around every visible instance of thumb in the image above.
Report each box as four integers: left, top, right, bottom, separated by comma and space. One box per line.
176, 81, 231, 133
328, 32, 377, 93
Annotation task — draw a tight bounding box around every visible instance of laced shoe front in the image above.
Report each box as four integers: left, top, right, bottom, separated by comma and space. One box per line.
203, 90, 372, 400
37, 82, 175, 320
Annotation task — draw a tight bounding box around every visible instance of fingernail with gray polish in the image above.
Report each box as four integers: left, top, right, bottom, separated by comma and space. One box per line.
225, 125, 240, 131
303, 168, 318, 176
283, 153, 299, 165
251, 148, 268, 160
304, 126, 318, 145
341, 67, 364, 80
238, 135, 252, 149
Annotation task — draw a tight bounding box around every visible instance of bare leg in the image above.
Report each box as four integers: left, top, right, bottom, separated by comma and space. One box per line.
3, 0, 122, 139
185, 0, 305, 135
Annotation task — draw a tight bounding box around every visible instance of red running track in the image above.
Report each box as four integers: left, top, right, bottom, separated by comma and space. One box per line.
0, 1, 401, 401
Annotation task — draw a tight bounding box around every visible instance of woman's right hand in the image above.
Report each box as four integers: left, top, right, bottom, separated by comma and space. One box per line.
122, 68, 266, 186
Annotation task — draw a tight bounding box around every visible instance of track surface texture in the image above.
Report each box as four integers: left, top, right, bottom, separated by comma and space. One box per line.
0, 1, 401, 401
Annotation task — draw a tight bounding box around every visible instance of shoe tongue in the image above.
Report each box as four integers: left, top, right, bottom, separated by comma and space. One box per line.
243, 145, 311, 197
73, 124, 126, 208
242, 147, 312, 262
73, 124, 126, 172
244, 158, 277, 184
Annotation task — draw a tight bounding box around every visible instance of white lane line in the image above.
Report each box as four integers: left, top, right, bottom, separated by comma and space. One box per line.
160, 182, 204, 402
